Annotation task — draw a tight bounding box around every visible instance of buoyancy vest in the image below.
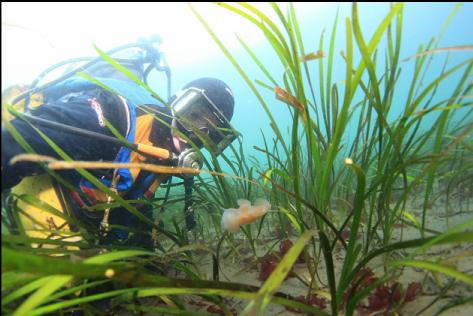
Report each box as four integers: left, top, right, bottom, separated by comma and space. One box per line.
44, 77, 173, 215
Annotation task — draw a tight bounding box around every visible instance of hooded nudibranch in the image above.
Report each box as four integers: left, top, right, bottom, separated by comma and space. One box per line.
221, 198, 271, 232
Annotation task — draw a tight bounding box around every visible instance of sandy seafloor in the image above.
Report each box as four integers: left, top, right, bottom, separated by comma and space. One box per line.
122, 190, 473, 316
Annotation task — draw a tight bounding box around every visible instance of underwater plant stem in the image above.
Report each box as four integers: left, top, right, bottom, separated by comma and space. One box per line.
421, 62, 473, 237
259, 172, 348, 249
319, 232, 338, 315
414, 279, 455, 316
337, 159, 366, 305
190, 3, 290, 157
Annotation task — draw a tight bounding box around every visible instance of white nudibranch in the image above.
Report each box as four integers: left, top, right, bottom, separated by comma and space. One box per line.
221, 198, 271, 232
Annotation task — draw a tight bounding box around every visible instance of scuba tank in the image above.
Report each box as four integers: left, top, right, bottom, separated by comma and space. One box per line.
11, 34, 172, 111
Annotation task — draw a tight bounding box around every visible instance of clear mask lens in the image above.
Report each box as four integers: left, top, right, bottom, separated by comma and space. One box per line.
172, 88, 237, 155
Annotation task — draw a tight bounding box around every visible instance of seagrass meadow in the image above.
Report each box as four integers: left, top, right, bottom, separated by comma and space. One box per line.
2, 3, 473, 316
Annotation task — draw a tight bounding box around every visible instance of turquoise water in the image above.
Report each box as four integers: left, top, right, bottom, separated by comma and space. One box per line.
3, 3, 472, 165
2, 4, 472, 315
160, 3, 472, 165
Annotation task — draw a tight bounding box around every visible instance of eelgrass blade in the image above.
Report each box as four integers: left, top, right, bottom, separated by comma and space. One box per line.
13, 275, 72, 316
92, 44, 166, 104
320, 232, 338, 315
189, 3, 289, 156
236, 34, 278, 88
3, 237, 87, 251
433, 296, 473, 316
345, 230, 473, 292
2, 276, 54, 306
391, 260, 473, 286
124, 304, 215, 316
337, 159, 366, 305
29, 288, 138, 316
240, 230, 317, 316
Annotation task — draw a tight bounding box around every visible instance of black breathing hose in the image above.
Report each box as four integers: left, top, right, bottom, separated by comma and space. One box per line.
184, 178, 196, 230
16, 112, 177, 163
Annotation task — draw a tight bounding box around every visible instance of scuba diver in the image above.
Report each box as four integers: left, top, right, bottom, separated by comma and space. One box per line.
1, 34, 238, 248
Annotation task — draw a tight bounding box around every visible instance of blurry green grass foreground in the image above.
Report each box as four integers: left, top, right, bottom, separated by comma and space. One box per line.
2, 3, 473, 316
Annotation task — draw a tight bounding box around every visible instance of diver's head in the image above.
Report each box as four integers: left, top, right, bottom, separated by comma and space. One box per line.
170, 78, 237, 155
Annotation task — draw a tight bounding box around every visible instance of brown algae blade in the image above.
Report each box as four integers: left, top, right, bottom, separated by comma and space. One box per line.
402, 45, 473, 62
300, 50, 325, 62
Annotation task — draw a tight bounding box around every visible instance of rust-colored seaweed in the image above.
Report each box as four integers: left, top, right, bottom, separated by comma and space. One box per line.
274, 86, 307, 122
300, 50, 325, 62
258, 239, 307, 281
341, 267, 422, 315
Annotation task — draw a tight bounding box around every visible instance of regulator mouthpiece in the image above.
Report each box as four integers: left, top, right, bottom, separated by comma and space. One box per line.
176, 148, 202, 179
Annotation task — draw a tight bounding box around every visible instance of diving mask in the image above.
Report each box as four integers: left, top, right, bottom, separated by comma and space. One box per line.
171, 87, 237, 155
